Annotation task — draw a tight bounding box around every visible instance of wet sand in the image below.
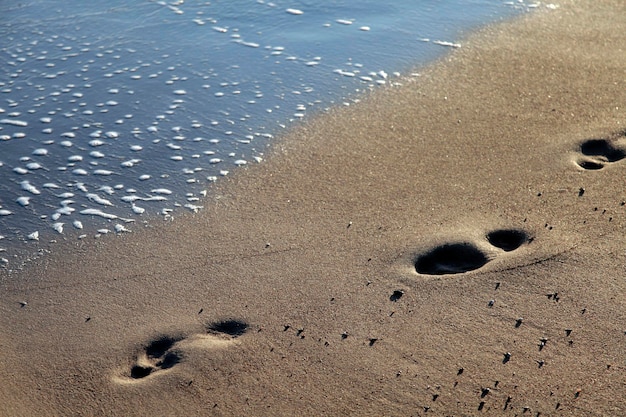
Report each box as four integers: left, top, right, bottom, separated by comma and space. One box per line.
2, 0, 626, 415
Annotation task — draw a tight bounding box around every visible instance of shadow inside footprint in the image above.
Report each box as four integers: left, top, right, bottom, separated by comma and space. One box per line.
415, 243, 489, 275
580, 139, 626, 161
577, 159, 604, 170
207, 320, 249, 338
486, 229, 528, 252
129, 336, 183, 380
576, 136, 626, 170
130, 365, 153, 379
158, 351, 182, 370
145, 336, 180, 358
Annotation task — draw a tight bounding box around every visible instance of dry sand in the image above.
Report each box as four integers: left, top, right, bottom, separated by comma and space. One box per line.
2, 0, 626, 415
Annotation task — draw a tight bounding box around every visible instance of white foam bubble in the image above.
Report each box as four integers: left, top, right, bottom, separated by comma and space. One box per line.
144, 196, 168, 202
237, 40, 260, 48
151, 188, 172, 195
99, 186, 115, 195
75, 183, 88, 193
1, 118, 28, 127
121, 195, 140, 203
21, 181, 40, 195
433, 40, 461, 48
184, 203, 203, 212
336, 69, 356, 77
93, 169, 114, 176
121, 159, 140, 167
114, 224, 131, 233
86, 193, 113, 206
26, 162, 44, 170
58, 204, 76, 215
80, 208, 132, 222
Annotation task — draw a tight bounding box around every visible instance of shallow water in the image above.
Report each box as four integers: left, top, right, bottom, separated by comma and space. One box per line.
0, 0, 546, 266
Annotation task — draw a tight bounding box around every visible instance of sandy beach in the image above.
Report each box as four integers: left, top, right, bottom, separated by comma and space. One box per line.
2, 0, 626, 415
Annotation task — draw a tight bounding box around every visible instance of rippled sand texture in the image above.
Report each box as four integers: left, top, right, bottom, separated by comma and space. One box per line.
1, 0, 626, 415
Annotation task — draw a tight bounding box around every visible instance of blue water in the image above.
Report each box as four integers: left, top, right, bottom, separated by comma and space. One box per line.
0, 0, 540, 265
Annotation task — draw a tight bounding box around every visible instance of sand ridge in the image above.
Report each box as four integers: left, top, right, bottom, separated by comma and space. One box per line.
1, 0, 626, 415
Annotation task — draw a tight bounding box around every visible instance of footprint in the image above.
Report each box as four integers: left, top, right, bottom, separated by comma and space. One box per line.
130, 336, 183, 379
119, 319, 249, 382
207, 319, 249, 337
486, 229, 528, 252
575, 133, 626, 170
414, 229, 529, 275
414, 243, 489, 275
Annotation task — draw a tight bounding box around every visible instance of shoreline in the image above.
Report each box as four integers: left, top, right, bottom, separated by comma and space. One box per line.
2, 1, 626, 415
0, 0, 530, 261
